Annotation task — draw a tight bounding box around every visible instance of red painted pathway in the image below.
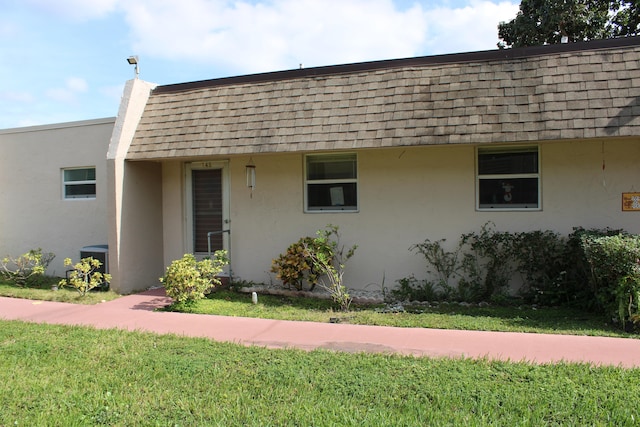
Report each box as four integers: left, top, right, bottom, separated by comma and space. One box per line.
1, 288, 639, 368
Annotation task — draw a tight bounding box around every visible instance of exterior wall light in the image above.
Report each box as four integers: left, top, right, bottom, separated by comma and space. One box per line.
126, 56, 139, 78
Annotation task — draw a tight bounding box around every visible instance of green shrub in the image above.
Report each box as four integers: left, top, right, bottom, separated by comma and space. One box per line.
306, 225, 357, 311
399, 223, 640, 332
271, 237, 330, 291
399, 224, 516, 303
563, 227, 625, 311
410, 238, 461, 292
1, 249, 55, 287
459, 222, 517, 301
512, 230, 567, 306
60, 257, 111, 296
160, 252, 228, 304
271, 225, 356, 310
581, 234, 640, 329
390, 276, 446, 302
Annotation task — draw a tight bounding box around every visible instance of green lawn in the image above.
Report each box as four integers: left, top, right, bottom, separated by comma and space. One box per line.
167, 289, 634, 338
0, 279, 120, 304
1, 320, 639, 426
0, 277, 633, 338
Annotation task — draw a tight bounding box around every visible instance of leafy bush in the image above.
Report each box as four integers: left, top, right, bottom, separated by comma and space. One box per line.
511, 230, 567, 306
399, 224, 635, 312
530, 227, 624, 310
271, 237, 331, 291
60, 257, 111, 296
271, 225, 356, 310
459, 222, 517, 301
389, 276, 446, 302
0, 249, 55, 287
410, 238, 461, 292
160, 252, 228, 304
399, 224, 516, 304
305, 225, 357, 311
581, 234, 640, 329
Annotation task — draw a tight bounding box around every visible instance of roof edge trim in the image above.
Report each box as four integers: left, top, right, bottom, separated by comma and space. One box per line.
154, 36, 640, 95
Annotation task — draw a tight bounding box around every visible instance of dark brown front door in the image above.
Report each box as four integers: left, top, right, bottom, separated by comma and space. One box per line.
192, 169, 223, 253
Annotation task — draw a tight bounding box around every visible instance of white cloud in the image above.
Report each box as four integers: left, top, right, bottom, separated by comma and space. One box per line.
18, 0, 521, 74
423, 1, 519, 54
115, 0, 519, 75
0, 20, 19, 38
66, 77, 89, 92
45, 77, 89, 103
0, 91, 34, 103
1, 0, 523, 129
120, 0, 427, 73
23, 0, 119, 21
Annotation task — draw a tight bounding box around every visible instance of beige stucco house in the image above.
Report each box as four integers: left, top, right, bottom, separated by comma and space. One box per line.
4, 37, 639, 295
0, 118, 114, 277
105, 36, 640, 294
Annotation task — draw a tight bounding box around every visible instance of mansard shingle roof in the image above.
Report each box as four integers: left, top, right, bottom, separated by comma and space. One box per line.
127, 37, 640, 160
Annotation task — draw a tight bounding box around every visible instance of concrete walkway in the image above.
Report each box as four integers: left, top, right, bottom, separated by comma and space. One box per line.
1, 288, 640, 368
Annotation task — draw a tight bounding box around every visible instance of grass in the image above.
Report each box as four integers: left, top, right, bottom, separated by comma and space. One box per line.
1, 276, 633, 338
167, 289, 635, 338
0, 277, 120, 304
1, 319, 639, 426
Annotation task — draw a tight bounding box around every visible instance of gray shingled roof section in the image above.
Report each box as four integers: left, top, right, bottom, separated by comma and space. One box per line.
127, 40, 640, 160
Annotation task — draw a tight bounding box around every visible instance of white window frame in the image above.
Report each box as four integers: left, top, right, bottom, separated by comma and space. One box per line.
476, 145, 541, 211
304, 152, 358, 213
62, 167, 96, 200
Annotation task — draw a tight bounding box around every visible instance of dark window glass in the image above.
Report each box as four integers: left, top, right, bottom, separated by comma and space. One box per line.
478, 178, 538, 208
307, 183, 358, 211
64, 168, 96, 182
65, 183, 96, 198
307, 154, 357, 180
478, 149, 537, 175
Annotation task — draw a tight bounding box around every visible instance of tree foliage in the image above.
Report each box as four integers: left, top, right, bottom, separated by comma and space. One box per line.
498, 0, 640, 48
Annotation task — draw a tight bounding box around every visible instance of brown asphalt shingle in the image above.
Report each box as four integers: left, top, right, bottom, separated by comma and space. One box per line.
127, 37, 640, 160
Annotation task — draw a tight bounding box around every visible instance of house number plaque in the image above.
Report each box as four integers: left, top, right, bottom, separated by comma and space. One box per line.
622, 192, 640, 211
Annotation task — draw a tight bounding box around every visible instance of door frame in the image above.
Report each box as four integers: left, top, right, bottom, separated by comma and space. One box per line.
184, 160, 230, 260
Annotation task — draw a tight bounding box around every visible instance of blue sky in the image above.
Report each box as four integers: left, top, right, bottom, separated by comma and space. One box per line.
1, 0, 519, 128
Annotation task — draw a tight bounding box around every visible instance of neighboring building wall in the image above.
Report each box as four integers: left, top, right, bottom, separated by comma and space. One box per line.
0, 118, 114, 277
161, 138, 640, 290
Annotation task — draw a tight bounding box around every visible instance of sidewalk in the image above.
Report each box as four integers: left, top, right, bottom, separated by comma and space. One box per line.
1, 288, 640, 368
